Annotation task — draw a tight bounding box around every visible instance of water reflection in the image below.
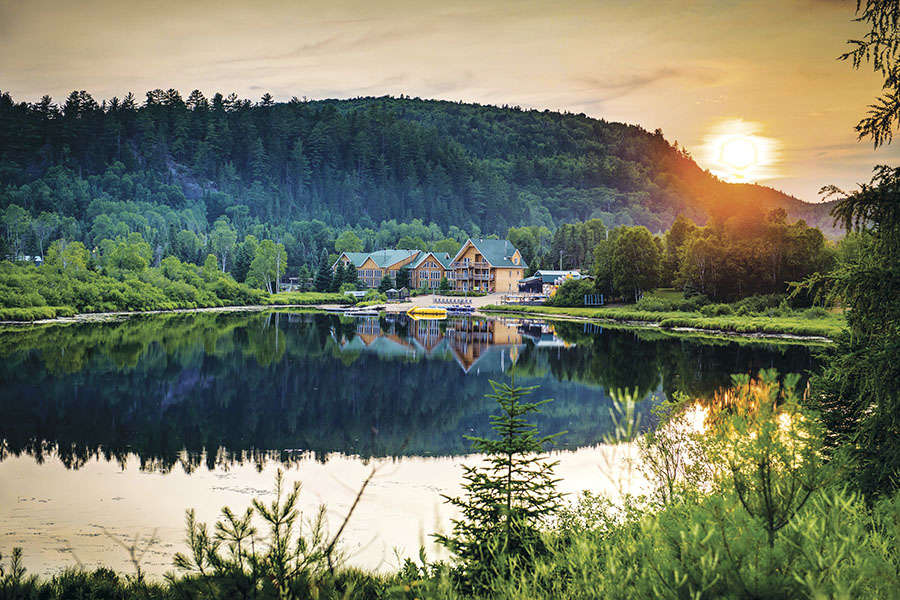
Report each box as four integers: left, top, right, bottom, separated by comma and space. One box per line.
0, 311, 821, 471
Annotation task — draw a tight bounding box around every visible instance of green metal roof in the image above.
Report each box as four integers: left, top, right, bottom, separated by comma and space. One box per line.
411, 251, 453, 269
338, 252, 371, 268
368, 249, 420, 268
435, 252, 453, 269
463, 238, 528, 269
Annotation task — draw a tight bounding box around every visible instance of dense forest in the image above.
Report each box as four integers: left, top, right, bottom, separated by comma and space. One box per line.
0, 89, 836, 275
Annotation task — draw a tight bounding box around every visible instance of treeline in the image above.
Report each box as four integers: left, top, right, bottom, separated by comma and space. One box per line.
0, 89, 834, 252
545, 209, 834, 304
0, 196, 475, 281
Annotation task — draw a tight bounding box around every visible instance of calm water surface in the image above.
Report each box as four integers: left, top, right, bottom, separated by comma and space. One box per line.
0, 311, 822, 575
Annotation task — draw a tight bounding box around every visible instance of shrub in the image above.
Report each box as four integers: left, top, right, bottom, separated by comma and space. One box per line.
699, 303, 733, 316
0, 306, 75, 321
635, 294, 708, 312
802, 306, 830, 319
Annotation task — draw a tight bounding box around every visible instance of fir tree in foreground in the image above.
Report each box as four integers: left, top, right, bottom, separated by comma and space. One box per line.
435, 377, 564, 592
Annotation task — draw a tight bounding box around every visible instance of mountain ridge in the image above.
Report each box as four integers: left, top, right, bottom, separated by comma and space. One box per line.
0, 90, 837, 238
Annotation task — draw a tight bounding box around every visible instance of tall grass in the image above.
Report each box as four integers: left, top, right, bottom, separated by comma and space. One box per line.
483, 304, 846, 338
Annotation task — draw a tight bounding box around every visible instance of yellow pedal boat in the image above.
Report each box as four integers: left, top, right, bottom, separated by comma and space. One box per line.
406, 306, 447, 319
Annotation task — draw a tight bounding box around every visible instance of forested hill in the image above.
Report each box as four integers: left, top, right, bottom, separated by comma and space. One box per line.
0, 89, 834, 240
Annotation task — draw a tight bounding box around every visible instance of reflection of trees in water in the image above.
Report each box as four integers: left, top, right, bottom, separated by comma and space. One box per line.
0, 312, 819, 472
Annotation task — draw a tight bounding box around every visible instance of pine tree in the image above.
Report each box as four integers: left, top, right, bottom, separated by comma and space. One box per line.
436, 377, 563, 591
343, 263, 360, 288
315, 261, 332, 292
331, 262, 346, 292
396, 266, 410, 289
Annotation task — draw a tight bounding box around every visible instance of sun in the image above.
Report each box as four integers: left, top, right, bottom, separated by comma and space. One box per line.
702, 119, 778, 183
719, 136, 757, 171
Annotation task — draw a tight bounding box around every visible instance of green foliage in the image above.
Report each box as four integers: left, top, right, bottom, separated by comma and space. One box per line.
545, 278, 595, 307
634, 290, 709, 312
840, 0, 900, 147
335, 229, 364, 253
395, 266, 410, 290
262, 291, 348, 305
3, 371, 899, 599
709, 370, 834, 547
673, 209, 833, 302
171, 470, 337, 598
246, 239, 287, 294
0, 253, 265, 315
0, 306, 76, 321
591, 224, 662, 301
810, 165, 900, 496
483, 304, 847, 338
0, 90, 835, 274
611, 225, 660, 301
436, 377, 563, 592
438, 276, 451, 293
314, 260, 333, 292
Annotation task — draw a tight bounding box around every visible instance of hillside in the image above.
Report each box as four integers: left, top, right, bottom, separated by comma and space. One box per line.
0, 89, 836, 246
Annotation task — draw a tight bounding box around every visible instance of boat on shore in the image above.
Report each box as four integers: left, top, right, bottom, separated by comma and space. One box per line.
406, 306, 448, 319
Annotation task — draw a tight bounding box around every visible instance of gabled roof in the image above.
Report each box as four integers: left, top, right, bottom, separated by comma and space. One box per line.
333, 251, 370, 269
411, 251, 453, 270
454, 238, 528, 269
368, 249, 420, 268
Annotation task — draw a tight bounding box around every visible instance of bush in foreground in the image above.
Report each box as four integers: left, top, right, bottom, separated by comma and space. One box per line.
3, 373, 898, 599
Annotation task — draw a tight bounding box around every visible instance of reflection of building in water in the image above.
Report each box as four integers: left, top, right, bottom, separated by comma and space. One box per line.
408, 317, 444, 353
516, 320, 577, 349
334, 316, 573, 374
446, 319, 523, 374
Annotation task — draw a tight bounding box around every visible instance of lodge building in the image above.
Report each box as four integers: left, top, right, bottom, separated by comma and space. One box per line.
331, 238, 527, 293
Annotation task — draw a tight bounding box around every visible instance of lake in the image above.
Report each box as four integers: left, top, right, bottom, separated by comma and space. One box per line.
0, 311, 822, 576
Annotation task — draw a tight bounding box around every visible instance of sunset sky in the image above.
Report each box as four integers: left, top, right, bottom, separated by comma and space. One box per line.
1, 0, 897, 202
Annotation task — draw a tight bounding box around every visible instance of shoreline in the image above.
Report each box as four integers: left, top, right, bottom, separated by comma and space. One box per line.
0, 302, 836, 344
480, 306, 837, 343
0, 303, 342, 327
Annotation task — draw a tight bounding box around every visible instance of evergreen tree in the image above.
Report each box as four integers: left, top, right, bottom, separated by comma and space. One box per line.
315, 261, 333, 292
436, 377, 563, 591
811, 166, 900, 496
331, 262, 345, 292
396, 266, 410, 289
232, 235, 258, 283
438, 276, 451, 293
343, 263, 360, 288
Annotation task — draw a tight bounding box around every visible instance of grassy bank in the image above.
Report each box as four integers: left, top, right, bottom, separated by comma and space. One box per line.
482, 304, 846, 338
0, 260, 355, 322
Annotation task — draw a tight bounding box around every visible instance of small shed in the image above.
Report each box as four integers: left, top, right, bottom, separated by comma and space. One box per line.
398, 287, 410, 299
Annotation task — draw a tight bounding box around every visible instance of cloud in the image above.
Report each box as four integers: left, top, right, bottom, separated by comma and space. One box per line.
576, 66, 723, 102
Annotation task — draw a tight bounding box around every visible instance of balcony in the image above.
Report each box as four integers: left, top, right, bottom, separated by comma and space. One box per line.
451, 261, 490, 269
